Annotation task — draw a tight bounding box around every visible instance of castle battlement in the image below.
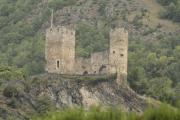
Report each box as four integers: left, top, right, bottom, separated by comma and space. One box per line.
110, 28, 128, 34
47, 26, 75, 34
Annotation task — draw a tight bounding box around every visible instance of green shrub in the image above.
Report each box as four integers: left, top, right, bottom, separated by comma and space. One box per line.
156, 0, 177, 6
142, 28, 157, 36
3, 86, 19, 98
33, 105, 180, 120
147, 77, 175, 103
48, 0, 76, 10
132, 15, 143, 28
7, 97, 18, 108
36, 95, 54, 114
0, 65, 25, 81
98, 0, 108, 16
143, 104, 180, 120
158, 1, 180, 22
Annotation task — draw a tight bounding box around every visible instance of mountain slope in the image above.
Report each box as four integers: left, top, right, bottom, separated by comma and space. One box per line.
0, 0, 179, 117
0, 0, 179, 75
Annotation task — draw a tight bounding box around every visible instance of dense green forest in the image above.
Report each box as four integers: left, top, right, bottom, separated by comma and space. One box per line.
0, 0, 48, 75
128, 1, 180, 106
0, 0, 180, 110
128, 34, 180, 105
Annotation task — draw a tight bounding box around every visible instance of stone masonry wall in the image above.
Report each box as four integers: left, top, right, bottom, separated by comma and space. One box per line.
109, 28, 128, 84
45, 26, 75, 74
91, 51, 109, 74
45, 26, 128, 82
75, 51, 108, 75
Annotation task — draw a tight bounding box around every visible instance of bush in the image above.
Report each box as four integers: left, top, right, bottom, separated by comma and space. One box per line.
36, 95, 54, 114
48, 0, 76, 10
98, 0, 108, 16
142, 28, 157, 36
132, 15, 143, 28
158, 1, 180, 22
156, 0, 177, 6
7, 97, 18, 108
143, 104, 180, 120
0, 65, 25, 81
33, 105, 180, 120
3, 86, 19, 98
147, 77, 175, 103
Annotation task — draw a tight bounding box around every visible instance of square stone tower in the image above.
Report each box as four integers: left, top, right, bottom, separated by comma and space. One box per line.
109, 28, 128, 81
45, 26, 75, 74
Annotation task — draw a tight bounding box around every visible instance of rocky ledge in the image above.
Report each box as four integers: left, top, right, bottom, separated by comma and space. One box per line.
0, 73, 149, 120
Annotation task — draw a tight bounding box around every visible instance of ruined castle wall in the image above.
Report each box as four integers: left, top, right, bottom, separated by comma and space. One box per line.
45, 25, 128, 78
91, 51, 109, 74
75, 57, 92, 75
75, 51, 109, 75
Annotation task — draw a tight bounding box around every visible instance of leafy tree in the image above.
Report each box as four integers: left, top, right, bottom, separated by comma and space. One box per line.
3, 86, 19, 98
48, 0, 76, 10
36, 95, 54, 114
76, 23, 108, 57
147, 77, 175, 103
128, 66, 148, 94
157, 0, 177, 6
128, 35, 180, 104
0, 65, 25, 81
158, 0, 180, 22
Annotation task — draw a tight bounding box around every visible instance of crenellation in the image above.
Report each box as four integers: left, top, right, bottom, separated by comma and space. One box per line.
45, 25, 128, 84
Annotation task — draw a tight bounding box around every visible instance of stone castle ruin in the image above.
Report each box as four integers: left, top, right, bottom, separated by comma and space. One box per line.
45, 25, 128, 83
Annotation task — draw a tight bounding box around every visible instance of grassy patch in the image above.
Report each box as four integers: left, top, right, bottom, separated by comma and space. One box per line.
61, 74, 117, 82
33, 104, 180, 120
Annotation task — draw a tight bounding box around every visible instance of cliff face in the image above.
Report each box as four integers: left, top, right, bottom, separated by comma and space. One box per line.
0, 74, 148, 120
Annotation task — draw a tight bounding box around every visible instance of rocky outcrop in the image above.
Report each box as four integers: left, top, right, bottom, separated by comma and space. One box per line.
0, 73, 148, 120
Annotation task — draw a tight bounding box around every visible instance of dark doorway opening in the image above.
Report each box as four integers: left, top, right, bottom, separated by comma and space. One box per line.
83, 71, 88, 75
57, 60, 60, 68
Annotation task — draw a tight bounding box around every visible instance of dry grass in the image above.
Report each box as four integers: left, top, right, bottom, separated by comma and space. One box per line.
141, 0, 179, 31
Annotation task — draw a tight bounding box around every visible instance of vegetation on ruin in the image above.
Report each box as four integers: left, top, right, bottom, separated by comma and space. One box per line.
60, 74, 117, 82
